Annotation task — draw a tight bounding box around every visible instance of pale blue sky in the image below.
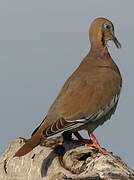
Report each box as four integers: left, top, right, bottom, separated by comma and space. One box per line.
0, 0, 133, 168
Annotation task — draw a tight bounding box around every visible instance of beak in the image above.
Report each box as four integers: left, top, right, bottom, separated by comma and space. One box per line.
110, 32, 121, 48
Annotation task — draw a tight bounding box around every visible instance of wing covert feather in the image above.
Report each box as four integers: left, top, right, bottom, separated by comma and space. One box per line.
59, 68, 121, 120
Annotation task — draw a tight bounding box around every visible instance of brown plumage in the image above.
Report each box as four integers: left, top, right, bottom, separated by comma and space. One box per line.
14, 17, 122, 157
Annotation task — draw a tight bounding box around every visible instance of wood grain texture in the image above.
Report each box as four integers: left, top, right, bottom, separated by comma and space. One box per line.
1, 136, 134, 180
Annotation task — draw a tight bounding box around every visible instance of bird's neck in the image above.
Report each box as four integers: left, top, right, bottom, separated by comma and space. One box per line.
89, 43, 110, 58
85, 44, 120, 75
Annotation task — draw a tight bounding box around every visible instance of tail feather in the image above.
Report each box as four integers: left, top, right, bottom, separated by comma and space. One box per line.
14, 132, 42, 157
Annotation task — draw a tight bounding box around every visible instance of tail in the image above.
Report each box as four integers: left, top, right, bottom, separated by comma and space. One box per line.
14, 132, 43, 157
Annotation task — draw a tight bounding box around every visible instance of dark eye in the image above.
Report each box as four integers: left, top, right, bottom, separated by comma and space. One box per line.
104, 23, 111, 31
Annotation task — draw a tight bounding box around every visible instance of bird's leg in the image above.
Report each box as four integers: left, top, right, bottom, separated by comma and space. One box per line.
85, 132, 110, 154
73, 132, 90, 143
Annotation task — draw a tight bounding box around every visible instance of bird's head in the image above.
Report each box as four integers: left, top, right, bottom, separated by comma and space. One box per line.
89, 17, 121, 50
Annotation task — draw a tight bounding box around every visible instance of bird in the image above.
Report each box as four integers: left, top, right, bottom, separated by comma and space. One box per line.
14, 17, 122, 157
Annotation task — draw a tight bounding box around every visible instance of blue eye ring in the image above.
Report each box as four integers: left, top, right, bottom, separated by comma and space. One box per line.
104, 23, 111, 31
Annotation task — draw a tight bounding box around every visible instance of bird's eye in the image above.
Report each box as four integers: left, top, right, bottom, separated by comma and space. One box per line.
104, 23, 111, 31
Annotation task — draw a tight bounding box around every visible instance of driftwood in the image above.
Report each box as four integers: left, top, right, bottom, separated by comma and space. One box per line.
0, 133, 134, 180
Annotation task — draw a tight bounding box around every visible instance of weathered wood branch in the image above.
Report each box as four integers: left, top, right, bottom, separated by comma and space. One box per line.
0, 134, 134, 180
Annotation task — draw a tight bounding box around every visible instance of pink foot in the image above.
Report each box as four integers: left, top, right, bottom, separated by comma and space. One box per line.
85, 132, 110, 155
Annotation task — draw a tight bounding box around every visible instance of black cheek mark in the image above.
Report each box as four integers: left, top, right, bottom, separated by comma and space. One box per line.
101, 32, 105, 47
